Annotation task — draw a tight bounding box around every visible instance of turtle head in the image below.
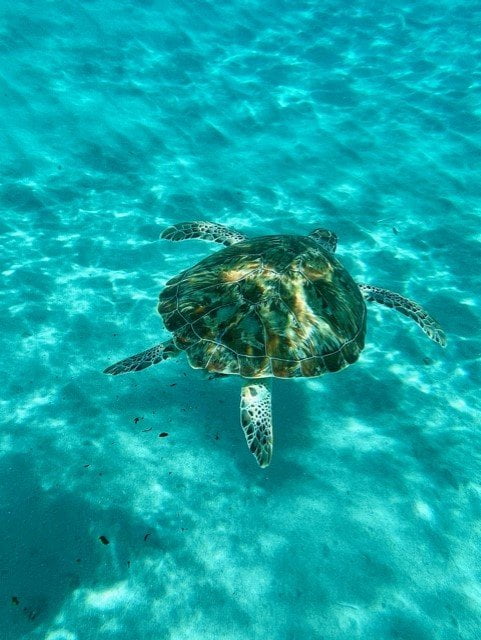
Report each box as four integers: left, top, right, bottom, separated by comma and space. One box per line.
308, 228, 338, 253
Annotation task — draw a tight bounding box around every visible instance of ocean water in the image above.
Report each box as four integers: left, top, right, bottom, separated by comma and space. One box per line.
1, 0, 480, 638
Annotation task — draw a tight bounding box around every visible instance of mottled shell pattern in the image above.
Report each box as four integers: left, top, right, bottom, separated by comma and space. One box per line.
158, 235, 366, 379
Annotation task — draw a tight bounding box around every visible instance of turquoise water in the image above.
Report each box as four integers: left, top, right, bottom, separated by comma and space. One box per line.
1, 0, 480, 638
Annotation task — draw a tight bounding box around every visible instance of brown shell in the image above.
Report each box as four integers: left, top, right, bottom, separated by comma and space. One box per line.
158, 235, 366, 378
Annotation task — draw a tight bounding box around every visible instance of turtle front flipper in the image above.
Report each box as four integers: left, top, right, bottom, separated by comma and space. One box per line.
160, 221, 246, 247
240, 379, 273, 468
359, 284, 446, 347
103, 340, 180, 375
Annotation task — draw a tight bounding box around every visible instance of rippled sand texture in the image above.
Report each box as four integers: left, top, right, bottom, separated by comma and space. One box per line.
1, 0, 480, 638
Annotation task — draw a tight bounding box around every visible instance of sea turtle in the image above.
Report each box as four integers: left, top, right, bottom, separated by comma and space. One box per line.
104, 221, 446, 468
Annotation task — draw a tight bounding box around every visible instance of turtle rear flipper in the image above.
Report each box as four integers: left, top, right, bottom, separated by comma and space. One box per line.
160, 221, 246, 246
240, 380, 273, 468
359, 284, 446, 347
104, 340, 180, 375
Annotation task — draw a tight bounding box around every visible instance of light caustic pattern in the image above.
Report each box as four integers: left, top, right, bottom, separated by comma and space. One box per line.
0, 0, 480, 639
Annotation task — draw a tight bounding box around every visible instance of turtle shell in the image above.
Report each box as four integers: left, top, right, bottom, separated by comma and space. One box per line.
158, 235, 366, 378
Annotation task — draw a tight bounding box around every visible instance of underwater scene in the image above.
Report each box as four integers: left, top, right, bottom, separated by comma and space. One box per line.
1, 0, 480, 638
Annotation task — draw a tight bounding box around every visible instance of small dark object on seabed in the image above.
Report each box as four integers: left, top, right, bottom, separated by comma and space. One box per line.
24, 607, 38, 621
144, 533, 151, 541
99, 535, 110, 545
11, 596, 19, 605
159, 432, 169, 437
